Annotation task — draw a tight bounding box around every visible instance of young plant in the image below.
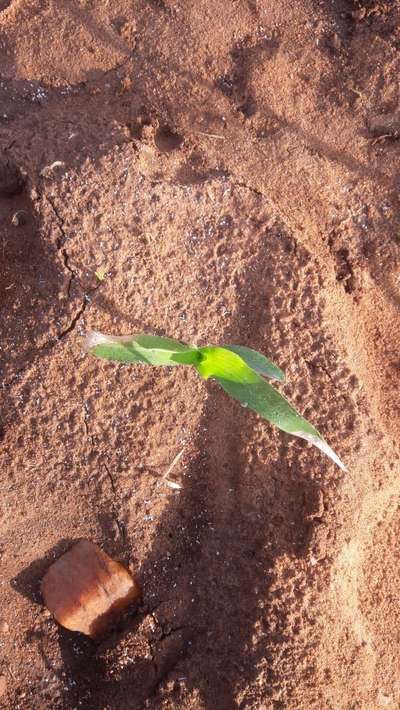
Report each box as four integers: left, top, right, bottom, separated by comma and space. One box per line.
84, 331, 345, 471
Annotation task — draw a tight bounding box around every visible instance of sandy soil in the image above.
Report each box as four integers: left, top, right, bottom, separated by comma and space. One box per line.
0, 1, 399, 708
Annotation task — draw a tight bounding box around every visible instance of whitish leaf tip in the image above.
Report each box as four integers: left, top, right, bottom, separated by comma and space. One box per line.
294, 431, 347, 472
83, 330, 137, 352
83, 330, 110, 352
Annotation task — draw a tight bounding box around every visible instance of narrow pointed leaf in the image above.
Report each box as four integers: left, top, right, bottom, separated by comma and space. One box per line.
224, 344, 284, 381
132, 335, 200, 365
84, 331, 148, 363
84, 331, 200, 366
215, 374, 346, 471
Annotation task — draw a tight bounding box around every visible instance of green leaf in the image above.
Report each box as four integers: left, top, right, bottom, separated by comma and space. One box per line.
84, 331, 200, 366
223, 344, 284, 381
133, 335, 200, 365
215, 375, 345, 471
195, 346, 260, 383
84, 331, 345, 470
84, 332, 146, 364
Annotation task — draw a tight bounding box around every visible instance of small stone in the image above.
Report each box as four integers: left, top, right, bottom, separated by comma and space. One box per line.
41, 539, 140, 640
331, 33, 341, 51
11, 210, 27, 227
0, 620, 9, 634
0, 675, 7, 698
39, 161, 65, 178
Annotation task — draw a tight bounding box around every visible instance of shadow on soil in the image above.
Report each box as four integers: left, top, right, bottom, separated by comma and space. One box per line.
12, 403, 324, 709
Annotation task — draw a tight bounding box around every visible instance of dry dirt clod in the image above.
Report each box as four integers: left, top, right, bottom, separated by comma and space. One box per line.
351, 8, 367, 21
41, 539, 141, 640
368, 113, 400, 139
39, 161, 65, 178
0, 159, 26, 197
0, 675, 7, 698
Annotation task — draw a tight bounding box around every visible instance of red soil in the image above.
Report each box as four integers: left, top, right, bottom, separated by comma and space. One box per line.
0, 1, 399, 708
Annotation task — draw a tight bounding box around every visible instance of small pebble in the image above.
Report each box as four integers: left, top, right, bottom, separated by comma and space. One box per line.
39, 161, 65, 178
11, 211, 27, 227
0, 620, 9, 633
